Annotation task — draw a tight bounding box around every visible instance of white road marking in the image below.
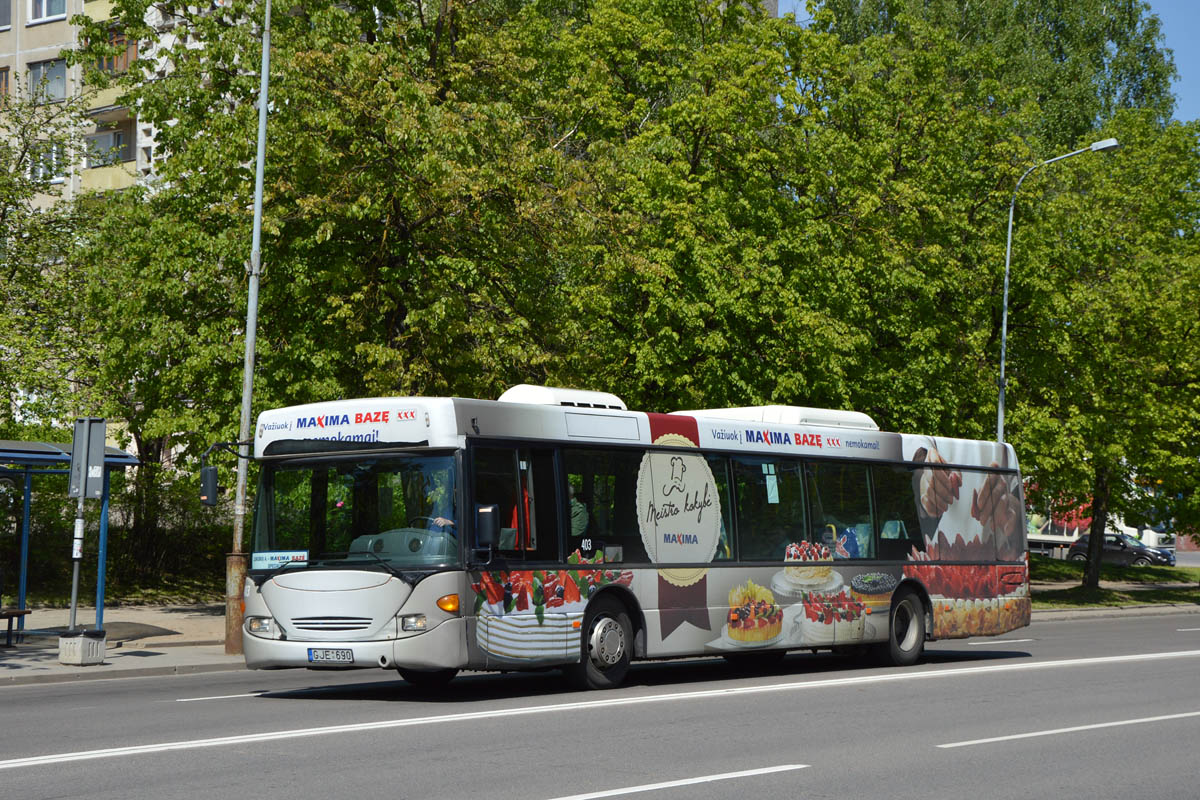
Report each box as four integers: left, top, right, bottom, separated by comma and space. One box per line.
967, 638, 1033, 645
175, 691, 268, 703
543, 765, 809, 800
4, 649, 1200, 771
1177, 628, 1200, 632
939, 710, 1200, 749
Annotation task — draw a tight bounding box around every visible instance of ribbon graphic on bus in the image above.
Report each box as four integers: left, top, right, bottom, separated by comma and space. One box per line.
638, 414, 723, 638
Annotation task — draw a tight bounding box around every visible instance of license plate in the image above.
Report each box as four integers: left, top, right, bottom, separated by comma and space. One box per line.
308, 648, 354, 664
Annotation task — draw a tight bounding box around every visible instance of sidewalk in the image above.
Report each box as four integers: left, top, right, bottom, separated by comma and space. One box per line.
2, 596, 1198, 687
0, 604, 243, 686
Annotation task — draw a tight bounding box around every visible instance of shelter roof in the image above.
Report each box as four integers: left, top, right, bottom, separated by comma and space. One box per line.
0, 440, 139, 469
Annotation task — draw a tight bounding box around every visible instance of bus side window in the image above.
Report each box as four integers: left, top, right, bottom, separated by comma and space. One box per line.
471, 446, 560, 561
562, 447, 647, 563
706, 455, 734, 560
524, 448, 559, 561
731, 456, 805, 560
471, 447, 521, 554
805, 461, 872, 559
872, 465, 925, 559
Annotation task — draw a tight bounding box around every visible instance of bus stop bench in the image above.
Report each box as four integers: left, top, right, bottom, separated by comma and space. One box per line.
1, 609, 31, 647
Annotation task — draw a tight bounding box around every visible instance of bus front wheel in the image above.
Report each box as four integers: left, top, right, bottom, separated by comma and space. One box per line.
567, 596, 632, 690
397, 667, 458, 688
882, 589, 925, 667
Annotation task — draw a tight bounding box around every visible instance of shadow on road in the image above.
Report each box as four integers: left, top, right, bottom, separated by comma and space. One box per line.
250, 645, 1035, 704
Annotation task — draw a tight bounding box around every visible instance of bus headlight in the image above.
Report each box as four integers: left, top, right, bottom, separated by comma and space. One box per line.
401, 614, 427, 632
245, 616, 277, 637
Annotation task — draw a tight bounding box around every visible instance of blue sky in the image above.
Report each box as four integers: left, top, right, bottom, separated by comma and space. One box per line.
776, 0, 1198, 122
1156, 0, 1199, 121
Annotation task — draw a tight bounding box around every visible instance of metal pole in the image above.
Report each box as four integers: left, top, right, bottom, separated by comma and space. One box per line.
68, 441, 89, 633
996, 145, 1094, 443
228, 0, 272, 655
18, 471, 31, 630
95, 467, 111, 631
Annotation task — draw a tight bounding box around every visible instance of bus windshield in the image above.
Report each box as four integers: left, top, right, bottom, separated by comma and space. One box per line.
251, 453, 459, 571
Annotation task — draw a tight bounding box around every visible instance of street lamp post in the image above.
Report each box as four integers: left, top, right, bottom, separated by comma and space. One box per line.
996, 137, 1120, 444
227, 0, 273, 655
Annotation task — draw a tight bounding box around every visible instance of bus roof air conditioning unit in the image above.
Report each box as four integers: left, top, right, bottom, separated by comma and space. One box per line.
676, 405, 879, 431
497, 384, 627, 410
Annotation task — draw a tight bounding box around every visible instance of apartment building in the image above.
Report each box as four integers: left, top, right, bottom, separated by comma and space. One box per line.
1, 0, 152, 199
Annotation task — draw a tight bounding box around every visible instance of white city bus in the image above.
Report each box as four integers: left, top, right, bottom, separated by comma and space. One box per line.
216, 385, 1030, 689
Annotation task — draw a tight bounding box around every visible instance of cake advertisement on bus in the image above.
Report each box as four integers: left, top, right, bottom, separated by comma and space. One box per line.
467, 424, 1030, 667
902, 436, 1030, 638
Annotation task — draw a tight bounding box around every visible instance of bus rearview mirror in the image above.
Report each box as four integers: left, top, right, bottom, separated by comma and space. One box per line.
200, 465, 219, 506
475, 504, 499, 548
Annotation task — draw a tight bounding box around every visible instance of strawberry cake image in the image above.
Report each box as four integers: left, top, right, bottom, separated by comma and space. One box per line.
772, 542, 842, 596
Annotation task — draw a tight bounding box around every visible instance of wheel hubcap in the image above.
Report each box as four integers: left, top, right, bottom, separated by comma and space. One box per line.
589, 617, 625, 668
895, 601, 918, 651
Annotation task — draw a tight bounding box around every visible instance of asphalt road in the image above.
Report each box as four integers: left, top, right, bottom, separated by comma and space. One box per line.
1, 613, 1198, 800
1174, 548, 1200, 568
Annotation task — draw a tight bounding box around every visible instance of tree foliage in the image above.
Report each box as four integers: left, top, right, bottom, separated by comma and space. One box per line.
1008, 111, 1200, 583
812, 0, 1176, 148
0, 82, 91, 430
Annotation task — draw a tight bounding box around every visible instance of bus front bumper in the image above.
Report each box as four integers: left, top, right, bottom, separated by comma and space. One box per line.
243, 618, 468, 671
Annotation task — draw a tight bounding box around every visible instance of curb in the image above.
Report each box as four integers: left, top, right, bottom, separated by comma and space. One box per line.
1032, 603, 1200, 622
116, 639, 226, 649
0, 661, 245, 686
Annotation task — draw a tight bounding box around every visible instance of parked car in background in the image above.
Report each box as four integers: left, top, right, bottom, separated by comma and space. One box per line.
1067, 533, 1177, 567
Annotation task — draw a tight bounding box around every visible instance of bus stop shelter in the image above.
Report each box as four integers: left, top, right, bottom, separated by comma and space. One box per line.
0, 440, 139, 631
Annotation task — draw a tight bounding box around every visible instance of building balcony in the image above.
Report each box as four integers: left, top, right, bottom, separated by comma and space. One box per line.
81, 161, 137, 192
87, 86, 126, 116
85, 0, 116, 22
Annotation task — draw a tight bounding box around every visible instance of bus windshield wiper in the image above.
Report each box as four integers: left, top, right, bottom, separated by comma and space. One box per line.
254, 558, 310, 584
336, 550, 409, 579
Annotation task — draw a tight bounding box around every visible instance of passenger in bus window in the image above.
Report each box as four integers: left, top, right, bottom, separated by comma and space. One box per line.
569, 483, 589, 538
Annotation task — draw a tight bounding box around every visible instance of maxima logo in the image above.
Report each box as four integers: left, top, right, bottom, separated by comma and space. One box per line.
745, 429, 825, 448
297, 414, 351, 429
295, 408, 418, 429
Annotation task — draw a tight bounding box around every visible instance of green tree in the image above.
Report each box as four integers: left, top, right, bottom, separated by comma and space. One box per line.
1007, 113, 1200, 586
812, 0, 1177, 147
10, 185, 242, 582
0, 79, 91, 432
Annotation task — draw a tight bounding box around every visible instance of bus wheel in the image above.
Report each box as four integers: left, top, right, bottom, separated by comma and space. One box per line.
397, 667, 458, 688
567, 597, 632, 690
883, 589, 925, 667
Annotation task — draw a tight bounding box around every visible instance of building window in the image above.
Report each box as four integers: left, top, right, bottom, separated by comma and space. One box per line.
0, 68, 9, 97
94, 30, 138, 74
28, 0, 66, 23
86, 128, 133, 167
1, 0, 12, 29
28, 59, 67, 101
31, 142, 66, 184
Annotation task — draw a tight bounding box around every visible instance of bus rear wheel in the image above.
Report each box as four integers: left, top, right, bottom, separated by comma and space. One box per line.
566, 596, 632, 690
881, 588, 925, 667
397, 667, 458, 688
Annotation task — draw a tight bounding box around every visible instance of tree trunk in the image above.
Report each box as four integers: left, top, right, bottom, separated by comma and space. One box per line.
130, 433, 166, 581
1083, 466, 1110, 590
